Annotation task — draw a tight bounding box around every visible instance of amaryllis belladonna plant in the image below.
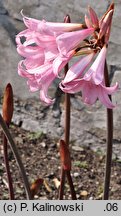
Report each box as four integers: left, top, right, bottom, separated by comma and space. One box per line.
15, 3, 118, 200
16, 3, 118, 108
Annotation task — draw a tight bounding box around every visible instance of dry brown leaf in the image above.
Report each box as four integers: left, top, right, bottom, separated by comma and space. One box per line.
30, 178, 43, 198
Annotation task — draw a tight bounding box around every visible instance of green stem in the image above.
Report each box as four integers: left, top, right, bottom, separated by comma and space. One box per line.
103, 61, 113, 200
0, 114, 32, 199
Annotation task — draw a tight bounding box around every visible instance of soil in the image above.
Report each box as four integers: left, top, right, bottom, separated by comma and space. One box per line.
0, 124, 121, 200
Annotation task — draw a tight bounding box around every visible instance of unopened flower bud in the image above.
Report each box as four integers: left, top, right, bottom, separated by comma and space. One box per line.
2, 83, 13, 125
99, 9, 113, 40
88, 6, 99, 28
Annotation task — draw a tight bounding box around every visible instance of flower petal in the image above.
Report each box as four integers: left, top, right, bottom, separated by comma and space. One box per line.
27, 79, 40, 92
84, 46, 107, 84
34, 32, 55, 47
81, 82, 97, 105
39, 21, 84, 33
18, 61, 40, 92
63, 53, 94, 83
38, 67, 56, 105
98, 86, 116, 109
56, 28, 94, 55
40, 89, 55, 105
21, 12, 40, 30
60, 80, 84, 94
24, 56, 44, 70
18, 61, 33, 78
27, 62, 52, 75
100, 82, 119, 95
53, 50, 74, 77
17, 45, 44, 58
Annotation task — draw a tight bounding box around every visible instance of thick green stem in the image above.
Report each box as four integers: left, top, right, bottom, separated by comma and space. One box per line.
103, 62, 113, 200
0, 114, 32, 199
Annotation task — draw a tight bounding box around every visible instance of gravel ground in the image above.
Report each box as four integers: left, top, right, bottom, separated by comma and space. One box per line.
0, 124, 121, 200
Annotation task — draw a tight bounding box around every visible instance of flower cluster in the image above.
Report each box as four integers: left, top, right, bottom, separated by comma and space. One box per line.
16, 3, 118, 108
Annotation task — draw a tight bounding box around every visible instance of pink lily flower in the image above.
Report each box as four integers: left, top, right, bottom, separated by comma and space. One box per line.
18, 60, 57, 104
60, 46, 118, 109
56, 28, 94, 56
16, 13, 94, 104
21, 12, 85, 34
16, 4, 117, 106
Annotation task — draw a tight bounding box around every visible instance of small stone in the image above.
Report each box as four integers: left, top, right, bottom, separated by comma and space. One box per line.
73, 172, 80, 178
80, 190, 88, 197
34, 195, 39, 199
72, 146, 84, 152
40, 142, 47, 148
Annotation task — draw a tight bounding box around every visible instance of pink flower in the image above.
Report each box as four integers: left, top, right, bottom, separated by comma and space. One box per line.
21, 12, 85, 34
60, 46, 118, 109
16, 4, 118, 107
16, 14, 94, 104
56, 28, 94, 56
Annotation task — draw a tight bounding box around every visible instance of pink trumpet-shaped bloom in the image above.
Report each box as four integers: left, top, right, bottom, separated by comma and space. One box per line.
56, 28, 94, 55
16, 13, 94, 104
22, 12, 84, 34
16, 4, 118, 107
18, 61, 57, 104
60, 46, 118, 109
